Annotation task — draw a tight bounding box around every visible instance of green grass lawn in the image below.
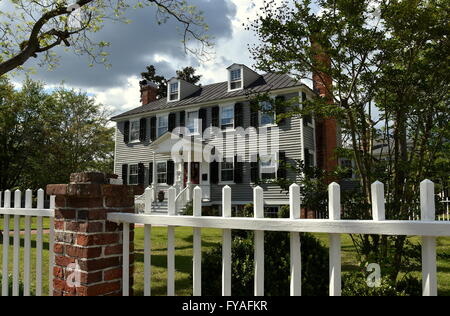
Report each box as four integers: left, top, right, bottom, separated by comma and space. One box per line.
1, 225, 449, 296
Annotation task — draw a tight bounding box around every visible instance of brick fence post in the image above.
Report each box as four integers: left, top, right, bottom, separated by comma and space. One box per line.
47, 172, 144, 296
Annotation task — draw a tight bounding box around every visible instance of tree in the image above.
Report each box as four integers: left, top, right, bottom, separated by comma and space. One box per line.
141, 65, 202, 98
0, 0, 212, 76
249, 0, 449, 281
176, 66, 202, 85
0, 76, 114, 190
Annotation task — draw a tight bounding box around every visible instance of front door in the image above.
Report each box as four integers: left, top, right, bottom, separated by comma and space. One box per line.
184, 162, 200, 186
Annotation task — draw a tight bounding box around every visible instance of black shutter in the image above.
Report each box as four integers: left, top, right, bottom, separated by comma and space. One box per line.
167, 160, 175, 185
124, 121, 130, 144
250, 101, 259, 127
304, 149, 310, 167
251, 154, 259, 182
199, 108, 207, 133
150, 117, 157, 141
275, 96, 286, 126
277, 151, 287, 179
210, 160, 219, 184
302, 92, 312, 126
139, 118, 147, 142
179, 111, 185, 127
211, 106, 220, 128
122, 164, 128, 185
234, 103, 243, 128
168, 113, 176, 132
234, 155, 243, 184
138, 163, 145, 185
149, 162, 153, 184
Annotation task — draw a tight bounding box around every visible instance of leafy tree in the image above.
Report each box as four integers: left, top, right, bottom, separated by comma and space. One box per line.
176, 66, 202, 85
141, 65, 202, 99
0, 76, 114, 190
249, 0, 449, 281
0, 0, 212, 76
141, 65, 168, 99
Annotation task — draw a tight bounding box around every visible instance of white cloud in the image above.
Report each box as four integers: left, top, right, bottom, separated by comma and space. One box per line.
88, 76, 141, 114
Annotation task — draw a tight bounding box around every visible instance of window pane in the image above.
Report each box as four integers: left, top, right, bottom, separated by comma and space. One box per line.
221, 162, 234, 182
157, 162, 167, 172
230, 81, 242, 90
187, 111, 198, 133
158, 116, 168, 136
221, 106, 234, 129
157, 162, 167, 184
230, 69, 241, 81
130, 121, 140, 142
170, 82, 179, 93
129, 164, 138, 185
260, 101, 275, 126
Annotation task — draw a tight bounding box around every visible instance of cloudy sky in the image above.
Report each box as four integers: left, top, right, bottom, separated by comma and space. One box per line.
5, 0, 289, 116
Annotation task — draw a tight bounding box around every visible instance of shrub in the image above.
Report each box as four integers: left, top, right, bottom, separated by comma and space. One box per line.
197, 205, 329, 296
342, 272, 421, 296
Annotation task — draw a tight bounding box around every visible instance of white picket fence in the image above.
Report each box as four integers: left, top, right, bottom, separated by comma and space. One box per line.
0, 189, 55, 296
107, 179, 450, 297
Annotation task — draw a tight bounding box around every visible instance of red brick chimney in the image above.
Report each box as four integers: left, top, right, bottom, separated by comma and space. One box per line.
311, 42, 338, 175
139, 80, 158, 105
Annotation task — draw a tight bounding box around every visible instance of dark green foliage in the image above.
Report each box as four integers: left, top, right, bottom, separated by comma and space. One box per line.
198, 207, 329, 296
342, 272, 421, 296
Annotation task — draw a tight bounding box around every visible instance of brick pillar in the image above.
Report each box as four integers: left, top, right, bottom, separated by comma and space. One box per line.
46, 172, 143, 296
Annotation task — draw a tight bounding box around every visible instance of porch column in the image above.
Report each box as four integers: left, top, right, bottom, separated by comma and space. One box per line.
186, 156, 192, 202
152, 152, 157, 201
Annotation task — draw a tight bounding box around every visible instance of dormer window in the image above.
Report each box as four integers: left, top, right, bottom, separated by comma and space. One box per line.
169, 82, 179, 101
229, 68, 242, 91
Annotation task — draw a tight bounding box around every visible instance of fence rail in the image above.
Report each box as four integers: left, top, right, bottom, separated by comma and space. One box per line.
108, 179, 450, 297
0, 189, 55, 297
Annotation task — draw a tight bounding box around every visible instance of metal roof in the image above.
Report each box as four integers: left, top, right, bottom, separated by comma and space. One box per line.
111, 73, 305, 121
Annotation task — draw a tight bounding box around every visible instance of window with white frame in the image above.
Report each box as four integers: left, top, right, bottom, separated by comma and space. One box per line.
260, 101, 276, 126
260, 154, 277, 179
169, 82, 179, 101
186, 110, 199, 134
229, 69, 242, 90
221, 105, 234, 130
129, 164, 139, 185
220, 161, 234, 182
130, 120, 140, 142
157, 162, 167, 184
158, 116, 168, 137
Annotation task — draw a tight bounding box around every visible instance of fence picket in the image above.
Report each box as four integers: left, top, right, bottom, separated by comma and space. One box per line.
36, 189, 44, 296
420, 180, 437, 296
145, 187, 152, 215
371, 181, 385, 221
24, 189, 32, 296
13, 190, 21, 296
167, 187, 176, 296
328, 182, 341, 296
2, 190, 11, 296
222, 186, 232, 296
193, 186, 202, 296
123, 222, 130, 296
49, 195, 55, 296
289, 184, 301, 296
254, 186, 264, 296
